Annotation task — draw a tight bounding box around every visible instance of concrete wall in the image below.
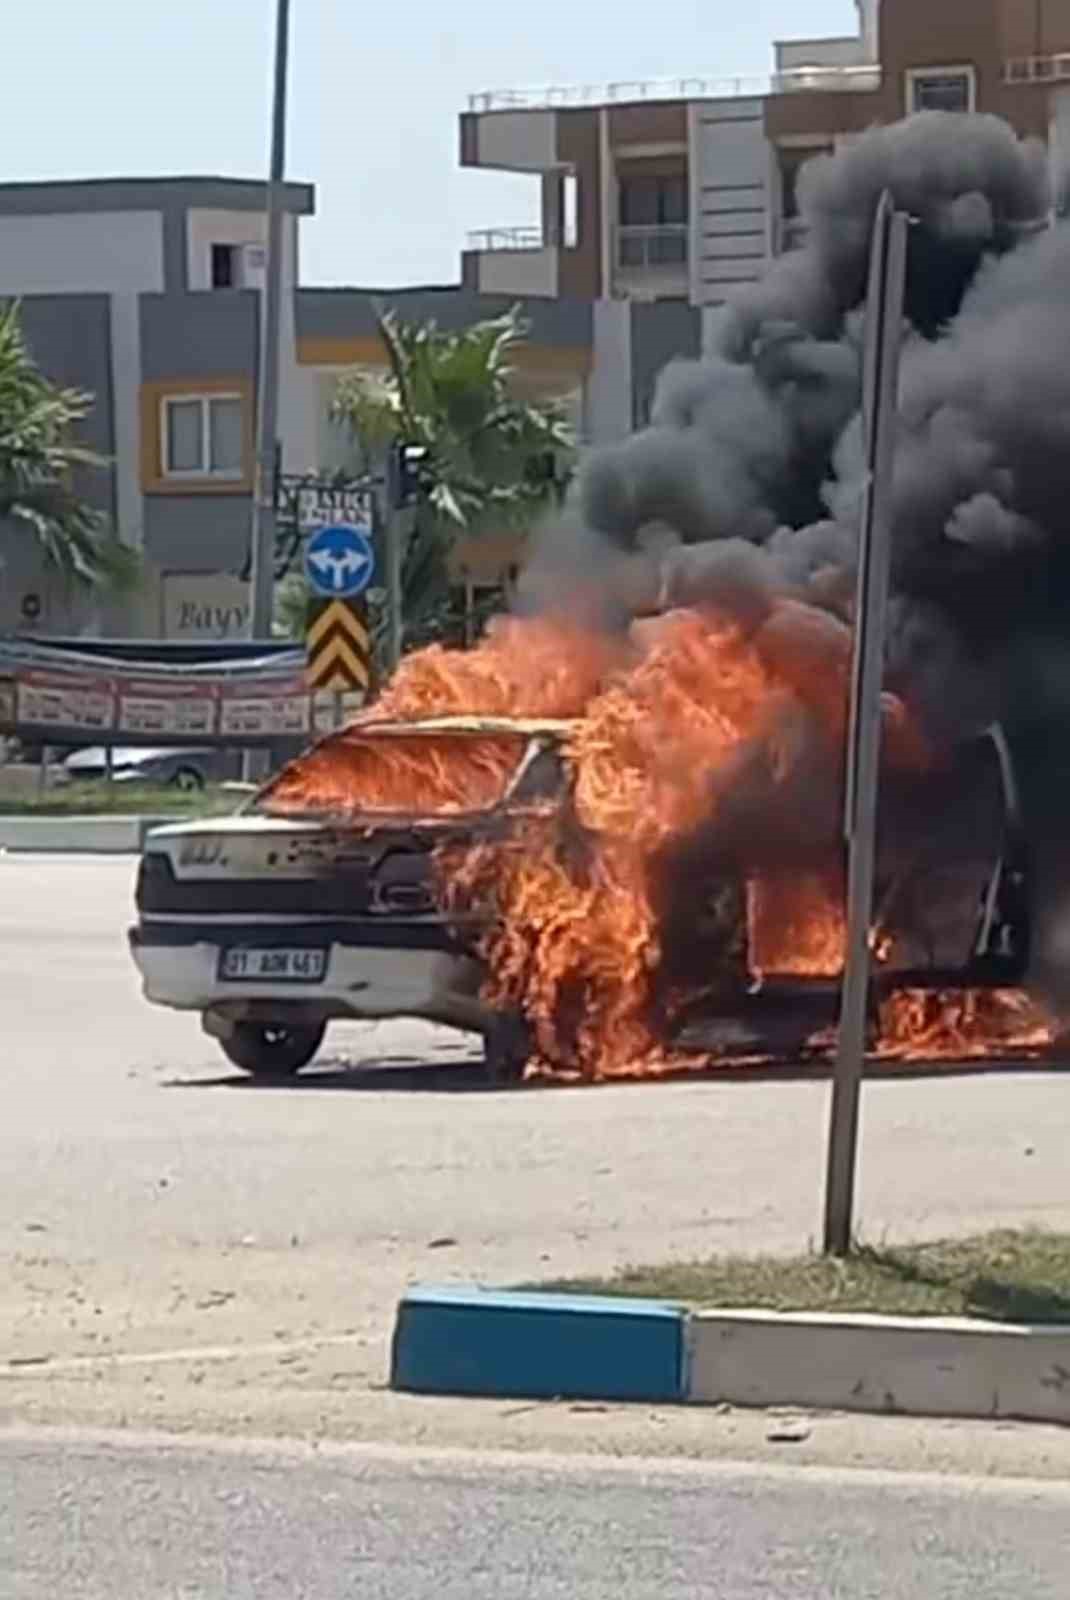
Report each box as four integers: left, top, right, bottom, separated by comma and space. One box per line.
140, 291, 259, 380
473, 110, 558, 172
0, 210, 164, 296
0, 295, 119, 637
630, 301, 702, 428
0, 210, 164, 555
475, 246, 560, 297
141, 495, 252, 576
584, 301, 632, 445
296, 286, 593, 348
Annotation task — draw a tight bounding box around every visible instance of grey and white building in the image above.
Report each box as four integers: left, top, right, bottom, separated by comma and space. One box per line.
0, 177, 701, 639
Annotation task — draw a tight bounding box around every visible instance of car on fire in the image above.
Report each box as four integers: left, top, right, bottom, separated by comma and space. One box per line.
129, 717, 572, 1081
128, 714, 1031, 1081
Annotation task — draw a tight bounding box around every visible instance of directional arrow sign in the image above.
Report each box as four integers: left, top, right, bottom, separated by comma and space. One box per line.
305, 597, 374, 694
304, 522, 376, 600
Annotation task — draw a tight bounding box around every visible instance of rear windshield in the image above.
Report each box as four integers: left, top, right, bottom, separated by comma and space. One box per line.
258, 730, 533, 821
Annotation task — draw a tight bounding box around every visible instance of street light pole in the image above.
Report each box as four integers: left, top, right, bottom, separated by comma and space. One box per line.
823, 192, 908, 1257
248, 0, 292, 642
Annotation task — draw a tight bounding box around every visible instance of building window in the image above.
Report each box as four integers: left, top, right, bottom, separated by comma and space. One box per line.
617, 175, 689, 269
906, 66, 976, 115
619, 175, 688, 229
211, 243, 238, 289
162, 394, 244, 478
563, 172, 579, 249
779, 146, 832, 221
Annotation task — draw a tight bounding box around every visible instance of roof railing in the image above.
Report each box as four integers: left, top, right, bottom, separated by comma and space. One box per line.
468, 64, 881, 113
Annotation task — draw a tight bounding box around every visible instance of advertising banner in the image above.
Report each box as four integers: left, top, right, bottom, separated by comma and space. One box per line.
117, 677, 220, 738
218, 671, 311, 739
15, 669, 116, 734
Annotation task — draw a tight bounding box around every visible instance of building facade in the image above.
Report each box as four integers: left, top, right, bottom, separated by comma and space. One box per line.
460, 0, 1070, 315
0, 179, 700, 638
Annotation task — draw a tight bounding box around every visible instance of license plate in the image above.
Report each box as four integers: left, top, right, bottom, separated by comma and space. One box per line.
217, 946, 327, 983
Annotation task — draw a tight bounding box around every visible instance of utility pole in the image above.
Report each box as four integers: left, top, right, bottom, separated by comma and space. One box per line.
248, 0, 292, 643
823, 192, 909, 1257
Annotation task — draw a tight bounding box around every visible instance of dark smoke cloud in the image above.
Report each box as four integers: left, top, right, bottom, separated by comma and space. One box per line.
523, 109, 1070, 1014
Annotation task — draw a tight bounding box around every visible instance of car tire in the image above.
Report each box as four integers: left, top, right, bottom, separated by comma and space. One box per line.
170, 766, 206, 793
483, 1012, 532, 1086
219, 1020, 326, 1078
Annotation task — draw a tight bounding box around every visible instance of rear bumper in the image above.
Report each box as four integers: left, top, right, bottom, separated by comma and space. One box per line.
128, 919, 478, 1025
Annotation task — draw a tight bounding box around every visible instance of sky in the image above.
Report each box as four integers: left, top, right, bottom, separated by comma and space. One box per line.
2, 0, 859, 287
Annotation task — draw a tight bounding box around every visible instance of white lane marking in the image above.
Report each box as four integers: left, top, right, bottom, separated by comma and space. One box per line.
2, 1332, 366, 1378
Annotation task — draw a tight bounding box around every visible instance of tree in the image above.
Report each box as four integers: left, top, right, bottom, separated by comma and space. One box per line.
328, 303, 575, 645
0, 301, 137, 591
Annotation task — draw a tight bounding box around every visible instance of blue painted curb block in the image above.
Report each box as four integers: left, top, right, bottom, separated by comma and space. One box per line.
391, 1285, 686, 1402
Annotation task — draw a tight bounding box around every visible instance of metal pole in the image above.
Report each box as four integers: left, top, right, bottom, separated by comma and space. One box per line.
379, 453, 404, 674
823, 193, 909, 1257
248, 0, 291, 644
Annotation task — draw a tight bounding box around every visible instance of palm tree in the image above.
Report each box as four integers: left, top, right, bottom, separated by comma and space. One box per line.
0, 301, 137, 591
328, 303, 575, 646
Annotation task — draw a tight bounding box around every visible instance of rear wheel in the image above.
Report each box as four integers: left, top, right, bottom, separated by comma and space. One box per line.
220, 1020, 326, 1078
483, 1012, 532, 1086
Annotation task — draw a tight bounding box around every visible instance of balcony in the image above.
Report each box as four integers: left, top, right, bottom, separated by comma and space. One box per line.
468, 64, 881, 114
612, 224, 690, 299
463, 225, 559, 297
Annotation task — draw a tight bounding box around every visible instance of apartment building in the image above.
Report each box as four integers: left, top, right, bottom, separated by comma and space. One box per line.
0, 177, 699, 638
460, 0, 1070, 322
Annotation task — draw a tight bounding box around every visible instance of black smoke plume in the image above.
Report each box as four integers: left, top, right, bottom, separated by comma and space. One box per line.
525, 110, 1070, 1013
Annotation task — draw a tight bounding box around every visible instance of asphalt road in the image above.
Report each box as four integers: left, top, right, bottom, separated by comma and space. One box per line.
5, 1430, 1070, 1599
4, 853, 1070, 1442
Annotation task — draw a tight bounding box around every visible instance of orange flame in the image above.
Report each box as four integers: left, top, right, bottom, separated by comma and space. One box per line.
876, 989, 1053, 1061
264, 730, 529, 820
268, 598, 1052, 1080
376, 614, 625, 721
747, 874, 846, 979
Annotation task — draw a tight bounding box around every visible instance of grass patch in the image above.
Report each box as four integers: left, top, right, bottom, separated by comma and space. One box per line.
537, 1229, 1070, 1324
0, 783, 239, 818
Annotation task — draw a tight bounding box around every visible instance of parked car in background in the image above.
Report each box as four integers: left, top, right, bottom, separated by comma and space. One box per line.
63, 745, 240, 791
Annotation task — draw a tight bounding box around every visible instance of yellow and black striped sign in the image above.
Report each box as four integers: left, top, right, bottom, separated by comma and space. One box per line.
306, 597, 374, 694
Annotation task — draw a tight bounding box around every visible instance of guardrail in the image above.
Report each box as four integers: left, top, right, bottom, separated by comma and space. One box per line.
468, 64, 881, 113
1005, 53, 1070, 85
465, 226, 551, 252
616, 224, 689, 270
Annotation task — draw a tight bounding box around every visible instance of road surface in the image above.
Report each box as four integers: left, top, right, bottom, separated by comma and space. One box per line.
3, 854, 1070, 1442
4, 1429, 1070, 1599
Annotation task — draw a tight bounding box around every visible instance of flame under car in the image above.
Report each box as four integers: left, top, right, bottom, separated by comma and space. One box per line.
128, 715, 1030, 1080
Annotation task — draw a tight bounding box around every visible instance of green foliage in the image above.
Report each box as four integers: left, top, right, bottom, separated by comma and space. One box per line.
330, 303, 574, 644
0, 301, 139, 591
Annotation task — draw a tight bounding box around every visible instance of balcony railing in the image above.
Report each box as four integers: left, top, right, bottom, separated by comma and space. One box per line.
468, 64, 881, 113
465, 226, 549, 253
616, 224, 689, 271
1005, 53, 1070, 86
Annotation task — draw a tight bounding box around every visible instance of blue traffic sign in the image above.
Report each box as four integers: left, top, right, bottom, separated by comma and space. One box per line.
304, 522, 376, 599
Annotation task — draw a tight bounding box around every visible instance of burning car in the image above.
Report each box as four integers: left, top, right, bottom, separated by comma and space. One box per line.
129, 681, 1034, 1081
129, 717, 574, 1080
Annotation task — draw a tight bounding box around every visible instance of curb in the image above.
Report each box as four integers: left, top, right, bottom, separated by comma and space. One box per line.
0, 815, 180, 854
391, 1286, 1070, 1424
391, 1286, 686, 1402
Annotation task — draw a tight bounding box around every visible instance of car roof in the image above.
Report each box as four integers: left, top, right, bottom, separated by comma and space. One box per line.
342, 715, 579, 739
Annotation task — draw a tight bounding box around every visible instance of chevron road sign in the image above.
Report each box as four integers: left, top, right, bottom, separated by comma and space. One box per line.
305, 597, 374, 694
